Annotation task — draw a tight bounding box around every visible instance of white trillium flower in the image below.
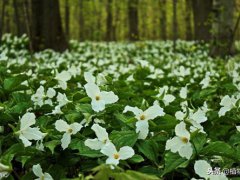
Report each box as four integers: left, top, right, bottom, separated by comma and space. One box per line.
84, 124, 110, 150
180, 86, 188, 99
158, 86, 175, 106
33, 164, 53, 180
55, 70, 71, 90
193, 160, 227, 180
84, 72, 95, 84
55, 120, 83, 149
57, 92, 71, 107
18, 112, 46, 147
31, 86, 56, 107
84, 83, 118, 112
0, 163, 11, 178
190, 109, 207, 124
165, 122, 193, 159
218, 95, 238, 117
123, 103, 165, 139
100, 142, 134, 166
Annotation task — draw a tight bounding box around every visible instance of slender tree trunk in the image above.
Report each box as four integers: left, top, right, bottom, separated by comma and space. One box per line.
0, 0, 7, 40
192, 0, 212, 41
210, 0, 235, 57
5, 0, 10, 33
65, 0, 70, 39
31, 0, 68, 52
13, 0, 22, 36
185, 0, 192, 40
159, 0, 167, 40
173, 0, 178, 51
106, 0, 113, 41
79, 0, 84, 41
128, 0, 139, 41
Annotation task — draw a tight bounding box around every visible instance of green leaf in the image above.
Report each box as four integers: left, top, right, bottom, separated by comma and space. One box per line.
110, 130, 138, 149
162, 151, 188, 176
137, 140, 159, 162
45, 140, 60, 154
75, 104, 93, 114
191, 132, 207, 154
69, 139, 103, 158
129, 154, 144, 164
113, 170, 160, 180
200, 141, 239, 160
3, 74, 28, 91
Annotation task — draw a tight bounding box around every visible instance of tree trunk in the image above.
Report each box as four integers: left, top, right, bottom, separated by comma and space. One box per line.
128, 0, 139, 41
0, 0, 7, 40
5, 0, 10, 33
79, 0, 84, 41
173, 0, 178, 51
210, 0, 235, 57
30, 0, 68, 52
159, 0, 167, 40
106, 0, 113, 41
65, 0, 70, 39
185, 0, 192, 40
192, 0, 212, 41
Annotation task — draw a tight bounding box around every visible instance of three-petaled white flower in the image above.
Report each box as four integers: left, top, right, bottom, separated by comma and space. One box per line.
100, 142, 134, 166
218, 95, 238, 117
31, 86, 56, 107
157, 86, 175, 106
55, 120, 82, 149
123, 102, 165, 139
0, 163, 11, 179
33, 164, 53, 180
18, 112, 46, 147
193, 160, 227, 180
165, 122, 193, 159
84, 83, 118, 112
55, 70, 71, 90
84, 124, 110, 150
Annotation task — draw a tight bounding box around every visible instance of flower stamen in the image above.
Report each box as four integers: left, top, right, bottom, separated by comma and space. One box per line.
113, 153, 120, 159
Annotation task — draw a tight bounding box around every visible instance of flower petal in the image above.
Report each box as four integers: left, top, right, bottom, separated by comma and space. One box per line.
61, 133, 71, 149
175, 122, 190, 140
123, 106, 143, 116
144, 104, 165, 120
91, 124, 109, 141
191, 109, 207, 124
84, 83, 100, 99
20, 112, 36, 130
84, 72, 95, 83
32, 164, 43, 177
91, 99, 106, 112
70, 123, 82, 134
194, 160, 212, 179
100, 142, 117, 157
84, 138, 104, 150
136, 120, 149, 139
22, 127, 45, 140
178, 143, 193, 159
19, 134, 32, 147
119, 146, 135, 160
55, 120, 69, 132
100, 91, 119, 104
165, 136, 182, 153
106, 157, 119, 165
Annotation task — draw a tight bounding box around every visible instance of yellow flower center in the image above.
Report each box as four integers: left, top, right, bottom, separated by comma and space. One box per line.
68, 128, 73, 133
103, 139, 107, 144
113, 153, 120, 159
95, 96, 100, 101
181, 137, 189, 144
140, 114, 145, 120
40, 176, 45, 180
